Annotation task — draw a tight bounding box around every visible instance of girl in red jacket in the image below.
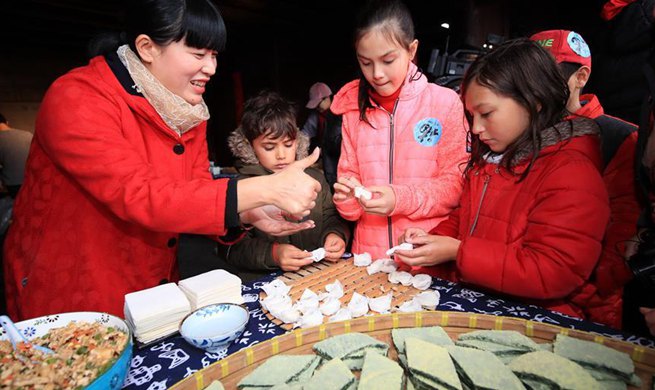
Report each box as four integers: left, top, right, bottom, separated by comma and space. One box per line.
4, 0, 321, 320
396, 38, 611, 319
331, 0, 468, 270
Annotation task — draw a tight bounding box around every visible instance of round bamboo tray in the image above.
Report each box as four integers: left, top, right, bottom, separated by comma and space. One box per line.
170, 311, 655, 390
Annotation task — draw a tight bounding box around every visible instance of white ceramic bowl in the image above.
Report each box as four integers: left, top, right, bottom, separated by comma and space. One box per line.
180, 303, 249, 352
0, 311, 132, 389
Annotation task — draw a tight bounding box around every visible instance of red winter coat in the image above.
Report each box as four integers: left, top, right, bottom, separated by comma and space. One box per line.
433, 119, 610, 319
331, 63, 468, 272
576, 94, 639, 328
4, 55, 232, 320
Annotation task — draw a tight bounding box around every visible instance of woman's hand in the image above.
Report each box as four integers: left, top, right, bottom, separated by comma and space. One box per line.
360, 185, 396, 216
323, 233, 346, 262
640, 307, 655, 336
240, 205, 315, 236
333, 176, 361, 203
275, 243, 314, 271
394, 228, 460, 267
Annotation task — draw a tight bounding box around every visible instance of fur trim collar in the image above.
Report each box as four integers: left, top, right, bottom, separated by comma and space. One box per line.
227, 127, 310, 166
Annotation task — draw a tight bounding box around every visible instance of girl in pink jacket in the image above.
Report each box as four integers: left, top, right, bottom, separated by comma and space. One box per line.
331, 0, 468, 275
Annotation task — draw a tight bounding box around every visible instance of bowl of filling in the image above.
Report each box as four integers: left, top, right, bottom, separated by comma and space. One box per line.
180, 303, 249, 353
0, 311, 132, 389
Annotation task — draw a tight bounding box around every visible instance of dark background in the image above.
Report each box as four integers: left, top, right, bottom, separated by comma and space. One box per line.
2, 0, 607, 166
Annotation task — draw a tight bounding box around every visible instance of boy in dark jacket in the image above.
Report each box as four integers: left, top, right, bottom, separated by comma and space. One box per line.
532, 29, 640, 329
224, 90, 350, 282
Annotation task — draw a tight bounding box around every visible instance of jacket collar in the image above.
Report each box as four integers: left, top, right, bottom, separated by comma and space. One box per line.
227, 127, 310, 166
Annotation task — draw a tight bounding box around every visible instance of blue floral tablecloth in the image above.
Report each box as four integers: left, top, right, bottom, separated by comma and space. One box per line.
122, 273, 655, 389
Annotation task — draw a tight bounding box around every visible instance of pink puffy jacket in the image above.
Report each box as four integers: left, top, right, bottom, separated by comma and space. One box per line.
331, 63, 468, 275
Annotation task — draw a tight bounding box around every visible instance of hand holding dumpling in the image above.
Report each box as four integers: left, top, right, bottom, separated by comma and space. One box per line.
394, 227, 460, 267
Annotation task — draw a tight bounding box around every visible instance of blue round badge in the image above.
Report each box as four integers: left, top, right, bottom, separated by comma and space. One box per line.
413, 118, 442, 147
567, 31, 590, 58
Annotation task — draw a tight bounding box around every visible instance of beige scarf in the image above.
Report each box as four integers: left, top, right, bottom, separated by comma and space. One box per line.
117, 45, 210, 135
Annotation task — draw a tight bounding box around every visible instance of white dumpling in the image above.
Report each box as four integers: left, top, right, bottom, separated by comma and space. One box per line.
385, 242, 414, 256
412, 274, 432, 290
295, 288, 320, 314
415, 290, 440, 310
320, 297, 341, 316
325, 280, 344, 299
297, 309, 324, 329
348, 292, 369, 318
261, 294, 291, 312
380, 259, 398, 274
366, 260, 385, 275
311, 247, 326, 262
275, 307, 301, 324
353, 252, 372, 267
396, 298, 423, 313
388, 271, 412, 286
354, 186, 372, 200
369, 293, 392, 313
261, 279, 291, 297
329, 308, 353, 323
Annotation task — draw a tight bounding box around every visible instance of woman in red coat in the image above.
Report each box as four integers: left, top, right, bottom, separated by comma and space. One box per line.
4, 0, 321, 320
395, 38, 610, 319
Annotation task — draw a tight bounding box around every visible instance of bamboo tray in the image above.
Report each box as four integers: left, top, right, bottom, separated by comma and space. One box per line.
170, 311, 655, 390
259, 259, 426, 330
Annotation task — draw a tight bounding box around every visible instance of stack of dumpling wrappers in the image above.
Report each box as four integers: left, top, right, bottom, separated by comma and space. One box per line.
124, 270, 244, 344
178, 269, 244, 310
124, 283, 191, 345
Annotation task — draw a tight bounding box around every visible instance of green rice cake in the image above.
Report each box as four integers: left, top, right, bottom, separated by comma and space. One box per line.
406, 338, 462, 390
313, 333, 388, 360
392, 326, 454, 355
508, 350, 599, 390
358, 351, 404, 390
455, 338, 529, 356
446, 345, 525, 390
342, 347, 387, 370
458, 330, 540, 351
553, 334, 634, 380
237, 355, 321, 388
205, 381, 225, 390
303, 358, 355, 390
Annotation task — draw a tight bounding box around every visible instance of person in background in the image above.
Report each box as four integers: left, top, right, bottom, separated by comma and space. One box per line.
396, 39, 610, 320
331, 0, 468, 272
3, 0, 321, 320
301, 82, 343, 190
0, 113, 33, 198
531, 29, 640, 329
224, 91, 350, 281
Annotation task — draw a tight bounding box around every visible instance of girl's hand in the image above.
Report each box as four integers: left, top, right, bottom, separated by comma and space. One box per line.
640, 307, 655, 336
323, 233, 346, 262
333, 176, 362, 203
240, 205, 315, 236
394, 233, 460, 267
275, 244, 314, 271
399, 227, 429, 244
360, 185, 396, 216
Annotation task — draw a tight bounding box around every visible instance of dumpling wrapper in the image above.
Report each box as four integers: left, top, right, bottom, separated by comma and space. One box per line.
311, 248, 326, 262
412, 274, 432, 290
325, 280, 344, 299
355, 186, 372, 200
320, 297, 341, 316
329, 308, 353, 322
261, 294, 292, 312
369, 293, 392, 313
397, 298, 422, 313
388, 270, 413, 286
348, 292, 369, 317
261, 279, 291, 297
415, 290, 440, 309
297, 308, 324, 328
385, 242, 414, 256
354, 252, 373, 267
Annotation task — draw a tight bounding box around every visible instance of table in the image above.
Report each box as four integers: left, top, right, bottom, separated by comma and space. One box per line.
121, 273, 655, 389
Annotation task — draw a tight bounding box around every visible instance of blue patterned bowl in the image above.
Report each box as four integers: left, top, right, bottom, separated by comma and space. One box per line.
180, 303, 249, 353
0, 311, 132, 389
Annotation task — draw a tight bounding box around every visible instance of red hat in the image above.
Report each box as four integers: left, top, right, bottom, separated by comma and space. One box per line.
530, 30, 592, 70
306, 82, 332, 109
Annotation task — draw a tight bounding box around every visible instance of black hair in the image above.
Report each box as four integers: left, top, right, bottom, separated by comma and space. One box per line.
0, 113, 6, 124
88, 0, 226, 57
558, 61, 583, 82
354, 0, 415, 124
460, 38, 570, 181
240, 90, 298, 143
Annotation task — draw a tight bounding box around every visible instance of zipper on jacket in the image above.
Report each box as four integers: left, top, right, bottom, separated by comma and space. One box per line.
387, 99, 399, 249
469, 173, 491, 236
